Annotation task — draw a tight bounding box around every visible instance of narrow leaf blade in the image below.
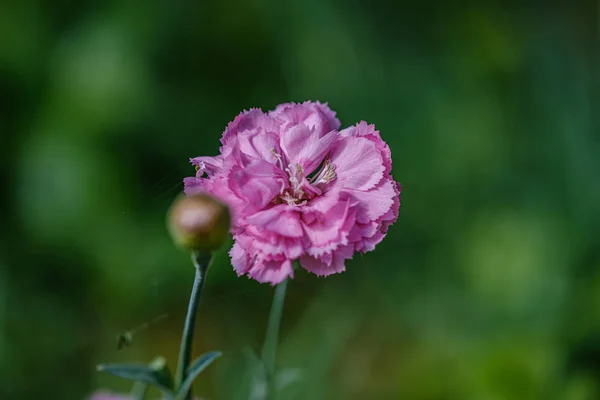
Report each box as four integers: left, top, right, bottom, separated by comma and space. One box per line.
175, 351, 222, 400
97, 363, 174, 393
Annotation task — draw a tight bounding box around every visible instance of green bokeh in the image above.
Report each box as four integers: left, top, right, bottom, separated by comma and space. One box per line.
2, 1, 600, 399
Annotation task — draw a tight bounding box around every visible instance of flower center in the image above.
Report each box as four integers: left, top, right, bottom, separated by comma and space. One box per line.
278, 160, 336, 206
269, 148, 337, 206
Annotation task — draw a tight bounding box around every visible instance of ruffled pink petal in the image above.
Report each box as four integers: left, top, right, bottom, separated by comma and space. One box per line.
183, 176, 204, 195
237, 109, 280, 134
348, 221, 378, 243
356, 229, 386, 253
245, 206, 304, 238
329, 136, 384, 191
340, 121, 392, 175
378, 181, 402, 229
302, 201, 356, 257
221, 109, 279, 145
256, 236, 304, 260
230, 239, 251, 275
235, 231, 304, 261
313, 101, 341, 131
248, 257, 294, 285
232, 129, 283, 165
269, 101, 340, 138
189, 155, 224, 176
228, 161, 287, 212
300, 130, 339, 174
301, 186, 342, 224
349, 180, 400, 253
299, 244, 354, 277
345, 178, 397, 224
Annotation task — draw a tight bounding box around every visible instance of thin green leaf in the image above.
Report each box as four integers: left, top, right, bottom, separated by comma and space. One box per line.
175, 351, 222, 400
276, 368, 303, 390
97, 359, 174, 395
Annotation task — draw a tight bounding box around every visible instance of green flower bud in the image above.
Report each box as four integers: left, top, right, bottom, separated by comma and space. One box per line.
167, 193, 231, 253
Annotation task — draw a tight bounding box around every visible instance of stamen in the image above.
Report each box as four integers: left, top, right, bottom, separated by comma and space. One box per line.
278, 179, 286, 194
279, 162, 323, 206
281, 192, 298, 206
310, 159, 337, 186
286, 166, 298, 186
270, 148, 284, 170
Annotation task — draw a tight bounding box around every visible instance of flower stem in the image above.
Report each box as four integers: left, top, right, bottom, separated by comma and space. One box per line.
175, 251, 212, 400
129, 382, 148, 400
261, 279, 288, 400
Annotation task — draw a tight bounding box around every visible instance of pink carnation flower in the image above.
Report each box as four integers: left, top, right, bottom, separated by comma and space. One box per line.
184, 101, 401, 284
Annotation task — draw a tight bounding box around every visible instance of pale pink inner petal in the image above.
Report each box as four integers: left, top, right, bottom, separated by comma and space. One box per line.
228, 161, 287, 211
338, 126, 356, 137
300, 130, 339, 174
280, 125, 339, 175
222, 109, 278, 145
236, 130, 282, 164
245, 206, 304, 238
270, 102, 336, 137
302, 186, 342, 219
329, 136, 385, 191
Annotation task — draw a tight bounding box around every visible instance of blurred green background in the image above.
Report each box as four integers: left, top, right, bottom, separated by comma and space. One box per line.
2, 1, 600, 399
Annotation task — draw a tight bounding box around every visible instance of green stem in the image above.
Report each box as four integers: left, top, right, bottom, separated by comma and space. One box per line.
175, 251, 212, 400
129, 381, 148, 400
261, 279, 288, 400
